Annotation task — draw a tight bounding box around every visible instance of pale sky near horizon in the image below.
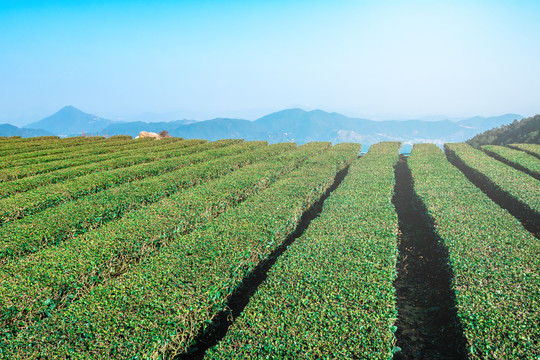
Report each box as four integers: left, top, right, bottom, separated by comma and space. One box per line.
1, 0, 539, 125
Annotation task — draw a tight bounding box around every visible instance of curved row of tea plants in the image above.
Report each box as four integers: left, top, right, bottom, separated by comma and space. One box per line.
0, 136, 105, 157
445, 143, 540, 217
207, 142, 399, 360
0, 136, 130, 164
0, 135, 130, 153
2, 136, 165, 167
0, 137, 60, 151
4, 143, 360, 359
508, 143, 540, 159
0, 138, 180, 181
0, 139, 206, 198
409, 144, 540, 359
0, 136, 134, 167
0, 141, 277, 262
480, 144, 540, 180
0, 137, 182, 181
0, 135, 60, 145
0, 142, 326, 343
0, 139, 243, 224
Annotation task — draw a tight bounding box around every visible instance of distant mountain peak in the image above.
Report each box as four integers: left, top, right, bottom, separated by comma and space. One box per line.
263, 108, 308, 116
55, 105, 93, 116
60, 105, 79, 111
24, 106, 115, 136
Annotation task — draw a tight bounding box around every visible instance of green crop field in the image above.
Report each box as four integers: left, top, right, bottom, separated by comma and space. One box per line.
0, 136, 538, 359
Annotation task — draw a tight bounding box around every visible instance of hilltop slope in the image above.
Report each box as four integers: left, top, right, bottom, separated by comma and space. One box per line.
467, 114, 540, 147
0, 124, 54, 137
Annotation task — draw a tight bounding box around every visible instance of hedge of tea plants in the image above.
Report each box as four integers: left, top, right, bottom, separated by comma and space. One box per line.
3, 143, 360, 359
480, 144, 540, 180
0, 139, 206, 198
0, 136, 105, 157
0, 141, 278, 262
0, 139, 245, 223
0, 142, 326, 345
0, 137, 182, 181
206, 142, 400, 359
508, 143, 540, 159
409, 144, 540, 359
0, 136, 135, 168
445, 142, 540, 217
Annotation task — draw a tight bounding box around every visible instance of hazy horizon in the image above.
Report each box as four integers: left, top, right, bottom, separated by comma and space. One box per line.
1, 0, 539, 126
4, 105, 527, 127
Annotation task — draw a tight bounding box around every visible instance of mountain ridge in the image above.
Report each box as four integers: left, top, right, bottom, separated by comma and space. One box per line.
7, 106, 524, 145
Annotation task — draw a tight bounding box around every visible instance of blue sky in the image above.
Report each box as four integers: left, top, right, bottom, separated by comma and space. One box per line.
1, 0, 539, 125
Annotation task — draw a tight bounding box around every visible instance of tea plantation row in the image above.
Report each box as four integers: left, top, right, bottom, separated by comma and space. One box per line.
0, 137, 538, 359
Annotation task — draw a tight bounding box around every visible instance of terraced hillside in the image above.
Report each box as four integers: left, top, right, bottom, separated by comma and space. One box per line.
0, 136, 538, 359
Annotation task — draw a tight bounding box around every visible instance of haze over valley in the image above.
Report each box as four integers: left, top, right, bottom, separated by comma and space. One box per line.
0, 105, 522, 151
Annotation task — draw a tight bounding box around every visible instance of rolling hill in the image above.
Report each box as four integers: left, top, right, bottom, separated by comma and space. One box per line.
0, 123, 54, 137
467, 114, 540, 147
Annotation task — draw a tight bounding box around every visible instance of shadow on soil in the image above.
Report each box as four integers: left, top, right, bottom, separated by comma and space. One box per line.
392, 155, 468, 360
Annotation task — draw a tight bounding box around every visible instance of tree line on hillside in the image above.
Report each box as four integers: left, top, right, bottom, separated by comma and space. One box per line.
467, 115, 540, 147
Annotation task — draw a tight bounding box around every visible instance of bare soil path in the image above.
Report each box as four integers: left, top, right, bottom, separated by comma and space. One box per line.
392, 155, 467, 360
